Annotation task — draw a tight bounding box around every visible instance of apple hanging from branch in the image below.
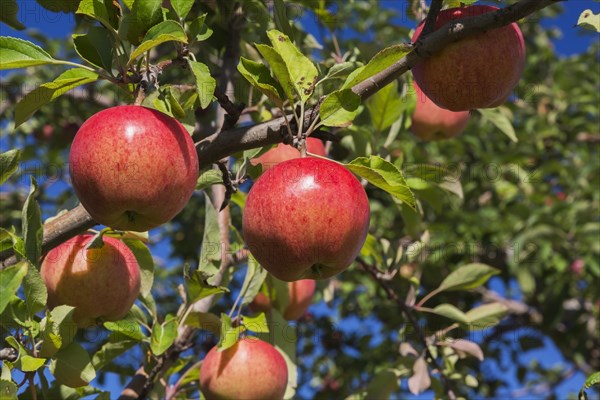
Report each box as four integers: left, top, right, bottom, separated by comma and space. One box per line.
250, 279, 317, 320
410, 81, 470, 141
40, 234, 142, 328
69, 105, 199, 232
200, 337, 288, 400
412, 5, 526, 111
243, 158, 370, 282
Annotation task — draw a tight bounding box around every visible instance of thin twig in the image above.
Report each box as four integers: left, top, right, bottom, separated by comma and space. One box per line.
421, 0, 444, 37
0, 347, 17, 362
358, 258, 457, 399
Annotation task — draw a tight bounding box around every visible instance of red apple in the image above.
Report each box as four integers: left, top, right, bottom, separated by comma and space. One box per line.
40, 234, 141, 328
412, 5, 526, 111
243, 158, 370, 281
200, 337, 288, 400
410, 81, 470, 141
69, 105, 199, 231
251, 137, 327, 172
569, 259, 584, 276
250, 279, 317, 320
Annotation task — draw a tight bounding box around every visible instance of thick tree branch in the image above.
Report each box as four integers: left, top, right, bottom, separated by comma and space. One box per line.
0, 0, 562, 273
358, 258, 458, 399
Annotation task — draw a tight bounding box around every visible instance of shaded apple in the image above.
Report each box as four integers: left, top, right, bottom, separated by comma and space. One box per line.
69, 105, 199, 231
410, 81, 470, 141
250, 279, 316, 320
200, 337, 288, 400
251, 137, 327, 172
412, 5, 526, 111
569, 259, 584, 276
40, 234, 141, 328
243, 157, 370, 281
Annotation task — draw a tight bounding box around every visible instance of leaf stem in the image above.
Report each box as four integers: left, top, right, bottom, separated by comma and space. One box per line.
416, 287, 442, 308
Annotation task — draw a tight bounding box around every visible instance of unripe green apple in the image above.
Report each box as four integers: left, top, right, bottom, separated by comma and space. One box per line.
251, 137, 327, 172
200, 337, 288, 400
412, 5, 526, 111
250, 279, 316, 320
243, 158, 370, 281
69, 105, 199, 232
40, 234, 141, 328
410, 81, 470, 141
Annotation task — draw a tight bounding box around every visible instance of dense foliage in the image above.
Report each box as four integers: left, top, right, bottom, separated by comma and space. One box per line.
0, 1, 599, 399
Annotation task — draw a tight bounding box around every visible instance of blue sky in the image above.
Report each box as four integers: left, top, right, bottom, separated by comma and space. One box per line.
1, 1, 599, 399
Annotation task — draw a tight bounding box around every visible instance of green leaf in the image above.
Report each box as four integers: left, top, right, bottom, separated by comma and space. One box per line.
39, 305, 77, 358
242, 312, 269, 333
22, 265, 47, 317
22, 176, 42, 268
583, 371, 600, 389
165, 86, 186, 119
181, 311, 221, 335
366, 80, 404, 132
346, 156, 416, 210
76, 0, 116, 30
266, 29, 318, 102
196, 168, 223, 191
122, 239, 154, 297
273, 0, 294, 39
1, 363, 12, 381
444, 0, 477, 7
104, 317, 146, 342
126, 0, 163, 45
256, 309, 297, 398
188, 60, 215, 109
437, 263, 500, 292
317, 62, 362, 86
240, 255, 268, 307
342, 44, 412, 89
129, 20, 187, 64
36, 0, 83, 13
0, 381, 18, 400
577, 9, 600, 32
477, 108, 517, 142
319, 89, 361, 127
150, 316, 178, 356
0, 149, 21, 185
188, 14, 212, 42
185, 270, 228, 304
217, 313, 242, 351
91, 340, 137, 370
404, 163, 463, 200
0, 0, 25, 30
72, 27, 113, 70
0, 261, 28, 314
255, 44, 295, 102
18, 355, 46, 372
15, 68, 99, 128
197, 193, 221, 279
50, 342, 96, 388
464, 303, 508, 328
427, 304, 468, 324
171, 0, 194, 19
0, 36, 54, 70
365, 369, 401, 399
237, 57, 284, 107
265, 275, 290, 315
